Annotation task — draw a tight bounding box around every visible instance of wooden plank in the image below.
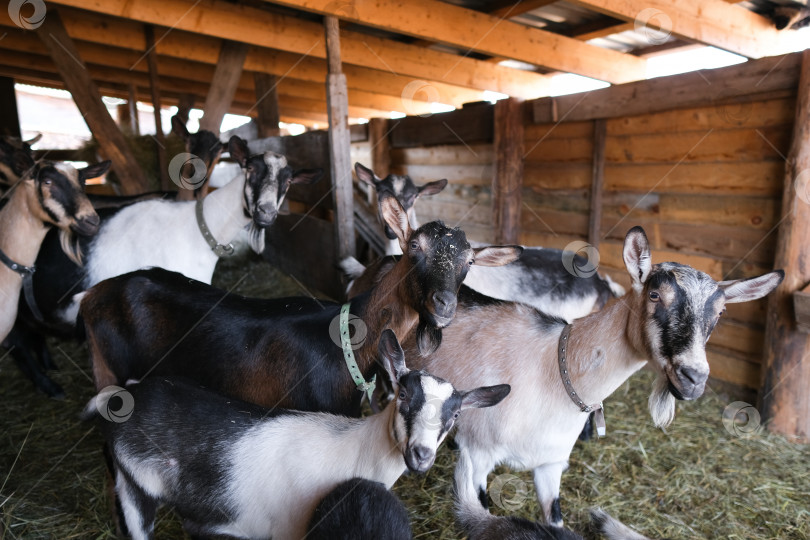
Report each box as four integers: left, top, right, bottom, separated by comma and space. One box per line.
761, 49, 810, 442
324, 16, 355, 262
35, 10, 149, 194
568, 0, 797, 59
532, 52, 801, 124
793, 289, 810, 333
489, 0, 558, 18
128, 85, 140, 135
368, 117, 391, 179
589, 119, 606, 246
597, 240, 724, 279
144, 25, 170, 191
390, 105, 494, 149
266, 0, 647, 84
393, 164, 492, 187
524, 136, 593, 163
524, 163, 592, 190
0, 76, 21, 138
391, 144, 493, 166
175, 93, 195, 125
709, 319, 765, 358
46, 0, 547, 99
199, 41, 248, 133
493, 98, 524, 244
524, 121, 595, 140
253, 73, 281, 138
707, 347, 761, 389
521, 208, 589, 238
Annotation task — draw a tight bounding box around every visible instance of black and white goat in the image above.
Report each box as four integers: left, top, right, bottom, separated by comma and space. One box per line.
86, 330, 510, 540
764, 2, 810, 30
307, 478, 413, 540
0, 160, 108, 344
0, 134, 40, 190
8, 136, 319, 397
395, 226, 782, 528
81, 194, 521, 416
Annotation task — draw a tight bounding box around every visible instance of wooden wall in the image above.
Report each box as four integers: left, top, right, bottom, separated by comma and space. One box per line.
349, 52, 802, 396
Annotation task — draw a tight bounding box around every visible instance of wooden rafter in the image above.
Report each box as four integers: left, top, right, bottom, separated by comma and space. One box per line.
264, 0, 646, 83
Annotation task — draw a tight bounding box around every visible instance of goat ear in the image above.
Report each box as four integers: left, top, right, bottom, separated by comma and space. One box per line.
473, 245, 523, 267
355, 162, 380, 186
291, 168, 323, 185
623, 226, 652, 292
719, 270, 784, 304
228, 136, 250, 168
12, 149, 34, 176
79, 160, 112, 182
171, 115, 190, 141
378, 329, 408, 386
417, 178, 447, 197
460, 384, 511, 411
380, 193, 412, 250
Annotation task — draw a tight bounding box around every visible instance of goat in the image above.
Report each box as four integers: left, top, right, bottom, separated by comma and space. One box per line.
85, 329, 511, 540
0, 134, 40, 190
0, 160, 108, 345
306, 478, 413, 540
170, 114, 224, 200
80, 193, 522, 416
355, 162, 447, 255
7, 135, 319, 397
398, 226, 782, 528
766, 2, 810, 30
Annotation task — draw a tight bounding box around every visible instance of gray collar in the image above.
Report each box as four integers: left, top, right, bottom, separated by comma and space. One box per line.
558, 324, 606, 437
195, 197, 234, 258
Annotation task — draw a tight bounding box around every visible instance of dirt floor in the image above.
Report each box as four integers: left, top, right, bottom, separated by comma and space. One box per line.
0, 252, 808, 539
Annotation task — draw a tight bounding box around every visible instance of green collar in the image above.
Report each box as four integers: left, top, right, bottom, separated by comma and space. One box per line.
340, 303, 376, 402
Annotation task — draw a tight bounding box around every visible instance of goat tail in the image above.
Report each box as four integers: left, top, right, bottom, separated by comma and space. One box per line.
603, 274, 626, 298
590, 508, 658, 540
59, 228, 84, 266
339, 256, 366, 280
80, 395, 99, 422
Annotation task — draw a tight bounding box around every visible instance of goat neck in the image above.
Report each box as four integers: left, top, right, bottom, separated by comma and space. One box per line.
0, 183, 51, 270
563, 293, 648, 406
346, 400, 404, 487
198, 173, 250, 245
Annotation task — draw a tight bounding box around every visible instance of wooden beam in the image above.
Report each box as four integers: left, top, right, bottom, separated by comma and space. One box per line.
265, 0, 646, 84
325, 16, 355, 261
0, 76, 21, 138
532, 52, 802, 124
490, 0, 558, 18
128, 84, 140, 136
492, 98, 524, 244
175, 93, 195, 125
568, 0, 796, 59
254, 73, 281, 138
46, 0, 550, 99
588, 119, 606, 247
144, 25, 169, 190
368, 118, 391, 180
760, 49, 810, 442
35, 10, 148, 194
199, 40, 249, 134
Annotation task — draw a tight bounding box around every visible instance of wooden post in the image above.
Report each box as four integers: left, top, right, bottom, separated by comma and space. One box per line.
589, 119, 606, 247
254, 72, 281, 138
128, 85, 140, 136
492, 98, 524, 245
324, 16, 355, 260
175, 93, 196, 126
144, 25, 169, 190
199, 41, 249, 134
36, 11, 149, 194
760, 49, 810, 442
368, 117, 391, 204
0, 77, 22, 138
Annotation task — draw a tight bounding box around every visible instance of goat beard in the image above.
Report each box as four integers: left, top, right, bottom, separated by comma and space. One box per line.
246, 222, 266, 254
416, 318, 442, 356
59, 229, 84, 266
648, 373, 677, 428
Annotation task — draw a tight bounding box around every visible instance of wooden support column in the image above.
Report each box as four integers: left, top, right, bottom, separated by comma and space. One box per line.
175, 93, 196, 126
36, 11, 148, 194
0, 77, 21, 138
324, 16, 355, 260
588, 119, 606, 247
128, 84, 140, 136
254, 73, 281, 138
199, 41, 249, 134
492, 98, 524, 245
368, 117, 391, 204
144, 25, 169, 190
760, 49, 810, 443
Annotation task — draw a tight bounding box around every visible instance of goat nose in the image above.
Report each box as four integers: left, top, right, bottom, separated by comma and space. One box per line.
83, 214, 100, 227
677, 365, 703, 386
432, 291, 457, 315
412, 445, 432, 463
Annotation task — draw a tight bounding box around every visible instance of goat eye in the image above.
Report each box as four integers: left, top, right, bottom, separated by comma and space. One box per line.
398, 391, 406, 400
468, 259, 474, 266
453, 411, 461, 419
43, 179, 52, 185
648, 291, 660, 302
409, 240, 419, 251
719, 309, 725, 317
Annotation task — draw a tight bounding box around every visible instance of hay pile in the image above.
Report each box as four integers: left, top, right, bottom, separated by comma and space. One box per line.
1, 253, 808, 539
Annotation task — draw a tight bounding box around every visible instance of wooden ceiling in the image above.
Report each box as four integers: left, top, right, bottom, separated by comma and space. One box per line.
0, 0, 804, 127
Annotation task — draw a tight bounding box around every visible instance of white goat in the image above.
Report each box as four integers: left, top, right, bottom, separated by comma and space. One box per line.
405, 226, 783, 528
86, 330, 510, 540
